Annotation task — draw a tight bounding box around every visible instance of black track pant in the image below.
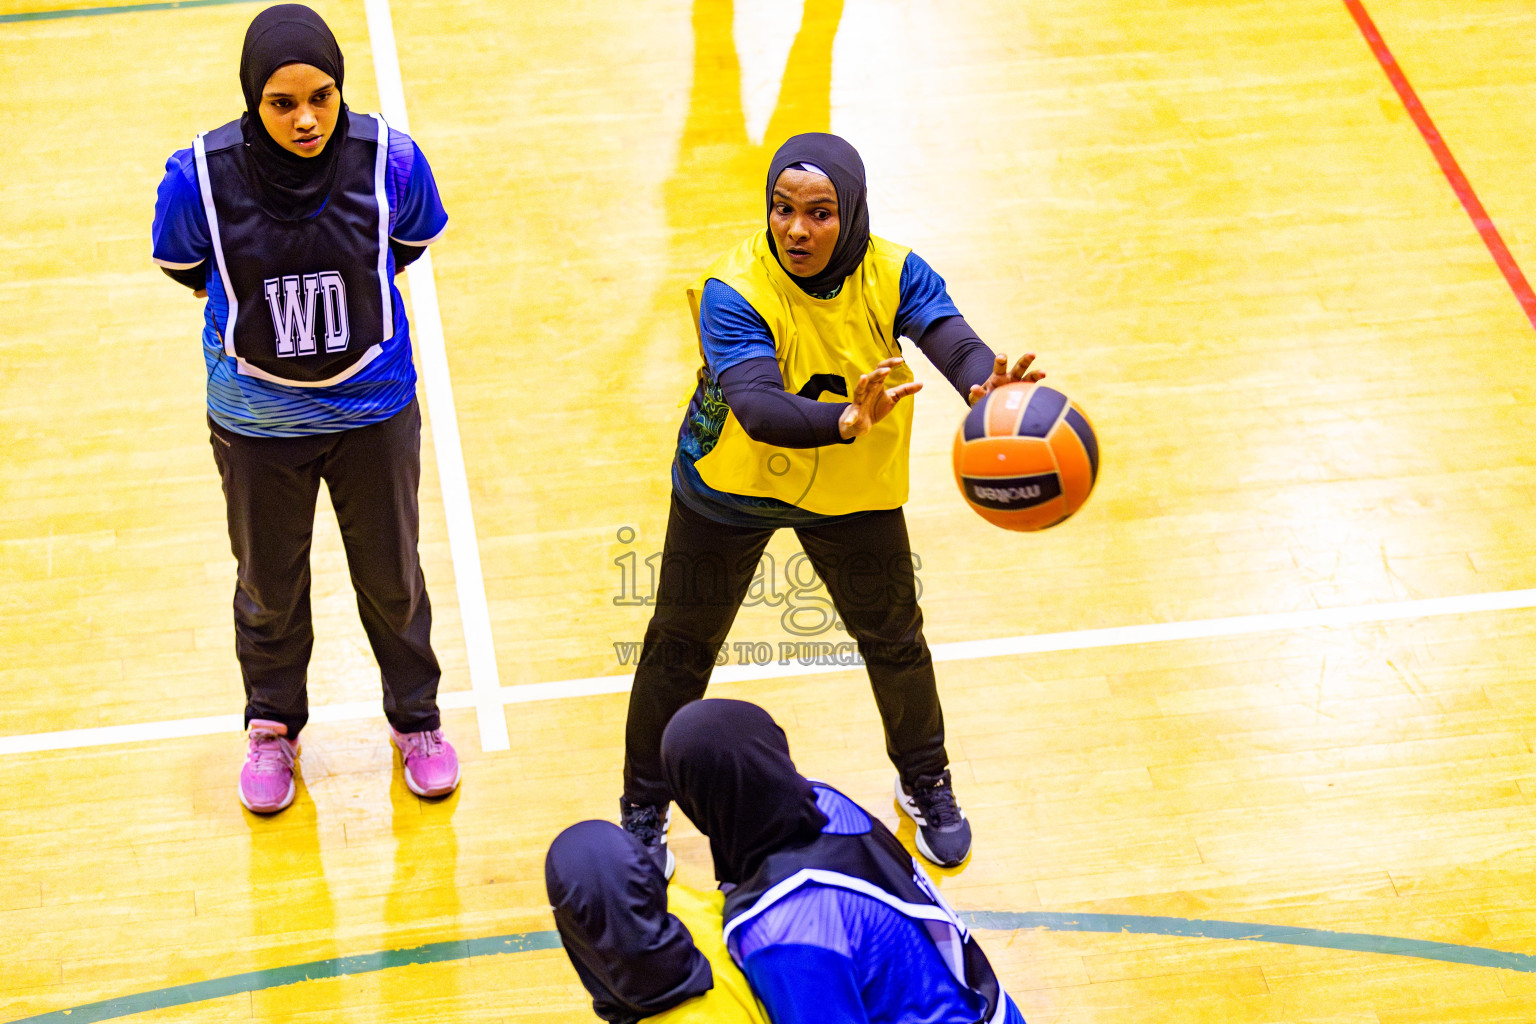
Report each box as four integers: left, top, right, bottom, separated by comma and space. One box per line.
622, 494, 948, 805
210, 399, 441, 739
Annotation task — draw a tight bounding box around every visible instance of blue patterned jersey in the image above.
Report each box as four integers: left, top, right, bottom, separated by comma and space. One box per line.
727, 787, 1026, 1024
151, 117, 447, 437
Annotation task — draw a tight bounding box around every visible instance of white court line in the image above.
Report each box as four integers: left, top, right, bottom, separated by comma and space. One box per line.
5, 588, 1534, 757
363, 0, 509, 753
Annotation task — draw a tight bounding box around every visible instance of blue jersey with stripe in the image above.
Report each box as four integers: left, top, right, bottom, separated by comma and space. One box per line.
729, 787, 1024, 1024
673, 252, 962, 527
151, 120, 447, 437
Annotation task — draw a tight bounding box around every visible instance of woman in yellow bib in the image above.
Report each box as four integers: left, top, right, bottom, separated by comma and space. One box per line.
546, 821, 767, 1024
620, 134, 1043, 873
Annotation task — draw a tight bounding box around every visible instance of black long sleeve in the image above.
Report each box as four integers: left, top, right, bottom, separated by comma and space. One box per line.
390, 239, 427, 272
716, 357, 852, 448
913, 314, 996, 400
160, 263, 206, 291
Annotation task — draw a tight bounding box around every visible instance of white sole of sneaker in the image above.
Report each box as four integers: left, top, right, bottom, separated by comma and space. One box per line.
893, 776, 969, 868
403, 762, 462, 799
913, 829, 955, 868
238, 778, 295, 814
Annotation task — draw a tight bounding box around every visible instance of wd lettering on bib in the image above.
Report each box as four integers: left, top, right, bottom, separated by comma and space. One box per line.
263, 272, 351, 356
194, 111, 391, 387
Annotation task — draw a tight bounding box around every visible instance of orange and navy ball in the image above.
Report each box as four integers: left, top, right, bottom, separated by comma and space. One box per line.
952, 382, 1099, 531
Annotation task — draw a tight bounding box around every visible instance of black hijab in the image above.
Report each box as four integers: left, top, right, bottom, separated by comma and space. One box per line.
765, 133, 871, 296
545, 820, 714, 1023
660, 699, 828, 886
238, 4, 350, 221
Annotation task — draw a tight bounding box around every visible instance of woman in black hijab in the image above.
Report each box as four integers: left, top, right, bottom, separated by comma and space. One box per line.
545, 820, 767, 1023
656, 698, 827, 888
150, 5, 460, 813
620, 133, 1049, 872
660, 699, 1029, 1024
235, 2, 351, 220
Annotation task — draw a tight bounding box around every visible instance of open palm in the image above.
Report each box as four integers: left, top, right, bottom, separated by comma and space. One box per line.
838, 357, 924, 440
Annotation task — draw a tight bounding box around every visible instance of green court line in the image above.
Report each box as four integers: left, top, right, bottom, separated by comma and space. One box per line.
968, 911, 1536, 973
8, 932, 564, 1024
0, 0, 257, 24
9, 911, 1535, 1022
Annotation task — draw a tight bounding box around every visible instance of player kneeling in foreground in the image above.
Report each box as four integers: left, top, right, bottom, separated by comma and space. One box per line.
660, 698, 1028, 1024
545, 820, 767, 1023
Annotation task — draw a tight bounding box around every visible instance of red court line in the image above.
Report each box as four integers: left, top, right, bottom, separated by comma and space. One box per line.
1343, 0, 1536, 332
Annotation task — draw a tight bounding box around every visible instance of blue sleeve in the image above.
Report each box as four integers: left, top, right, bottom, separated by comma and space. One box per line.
388, 135, 448, 244
699, 279, 777, 374
743, 944, 871, 1024
151, 148, 211, 270
893, 251, 962, 341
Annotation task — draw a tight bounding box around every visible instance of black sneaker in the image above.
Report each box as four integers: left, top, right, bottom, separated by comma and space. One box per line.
619, 796, 675, 880
896, 771, 972, 867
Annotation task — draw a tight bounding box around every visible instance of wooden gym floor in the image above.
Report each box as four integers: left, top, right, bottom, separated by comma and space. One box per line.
4, 0, 1536, 1020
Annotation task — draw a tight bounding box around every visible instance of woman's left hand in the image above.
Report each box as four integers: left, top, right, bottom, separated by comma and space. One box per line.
968, 353, 1045, 407
839, 357, 923, 440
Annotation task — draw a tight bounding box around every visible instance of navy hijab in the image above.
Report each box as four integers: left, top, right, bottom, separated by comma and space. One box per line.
238, 4, 350, 220
660, 699, 828, 886
545, 820, 714, 1023
765, 133, 872, 296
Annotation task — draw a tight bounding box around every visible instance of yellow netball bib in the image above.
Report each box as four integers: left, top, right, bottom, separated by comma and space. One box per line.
649, 885, 767, 1024
687, 231, 913, 516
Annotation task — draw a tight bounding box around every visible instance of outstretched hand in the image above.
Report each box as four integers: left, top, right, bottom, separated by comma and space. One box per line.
967, 353, 1045, 407
838, 357, 924, 440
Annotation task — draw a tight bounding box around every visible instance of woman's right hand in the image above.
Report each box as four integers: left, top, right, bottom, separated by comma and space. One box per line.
967, 352, 1044, 406
838, 357, 923, 440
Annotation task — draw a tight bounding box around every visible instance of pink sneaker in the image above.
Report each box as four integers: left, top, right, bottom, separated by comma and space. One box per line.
391, 727, 461, 798
239, 720, 298, 813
